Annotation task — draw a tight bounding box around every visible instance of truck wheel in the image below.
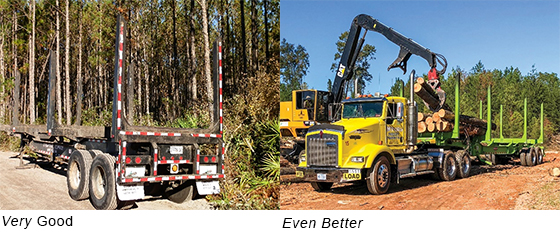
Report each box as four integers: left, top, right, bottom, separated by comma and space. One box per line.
89, 154, 118, 210
526, 147, 537, 166
520, 150, 528, 166
164, 181, 194, 203
366, 156, 391, 195
456, 150, 471, 179
310, 182, 333, 192
438, 151, 457, 181
536, 147, 543, 165
67, 150, 93, 200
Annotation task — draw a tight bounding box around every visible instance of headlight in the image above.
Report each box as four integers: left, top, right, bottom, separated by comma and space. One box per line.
351, 156, 364, 163
299, 153, 306, 163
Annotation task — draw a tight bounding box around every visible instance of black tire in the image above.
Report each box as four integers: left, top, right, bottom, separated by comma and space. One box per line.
438, 151, 457, 181
164, 181, 195, 203
490, 154, 498, 166
366, 156, 391, 195
310, 182, 333, 192
526, 147, 537, 166
536, 147, 543, 165
89, 150, 103, 159
67, 150, 93, 201
520, 150, 527, 166
89, 154, 118, 210
456, 150, 471, 179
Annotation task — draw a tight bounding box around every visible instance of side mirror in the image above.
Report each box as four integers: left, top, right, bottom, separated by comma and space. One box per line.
396, 102, 404, 120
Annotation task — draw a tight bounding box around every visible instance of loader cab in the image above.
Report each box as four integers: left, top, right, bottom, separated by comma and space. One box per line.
279, 89, 330, 139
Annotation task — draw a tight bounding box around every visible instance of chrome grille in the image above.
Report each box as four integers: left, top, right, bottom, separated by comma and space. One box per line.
307, 133, 338, 167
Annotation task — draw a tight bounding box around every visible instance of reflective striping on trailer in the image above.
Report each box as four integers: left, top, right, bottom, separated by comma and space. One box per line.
158, 160, 191, 164
196, 149, 200, 174
153, 148, 158, 176
218, 42, 223, 135
122, 174, 225, 183
119, 131, 182, 137
116, 22, 124, 130
88, 139, 107, 143
190, 134, 222, 138
60, 155, 70, 160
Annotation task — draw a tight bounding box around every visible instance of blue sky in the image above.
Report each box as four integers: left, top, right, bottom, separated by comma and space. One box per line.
280, 0, 560, 94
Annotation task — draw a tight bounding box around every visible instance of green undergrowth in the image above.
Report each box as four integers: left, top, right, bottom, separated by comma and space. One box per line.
0, 131, 20, 152
529, 182, 560, 209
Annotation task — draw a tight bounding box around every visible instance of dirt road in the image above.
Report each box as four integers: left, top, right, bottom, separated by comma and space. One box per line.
281, 151, 560, 210
0, 151, 213, 210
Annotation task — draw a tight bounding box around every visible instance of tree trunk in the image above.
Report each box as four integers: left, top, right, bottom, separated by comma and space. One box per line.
65, 0, 71, 125
427, 122, 436, 132
432, 109, 454, 123
263, 0, 269, 60
250, 0, 258, 74
29, 0, 36, 124
199, 0, 213, 122
418, 121, 426, 133
240, 0, 247, 74
76, 6, 83, 125
0, 29, 5, 121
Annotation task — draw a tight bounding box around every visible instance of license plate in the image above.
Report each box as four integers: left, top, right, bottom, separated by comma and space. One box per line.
116, 184, 144, 201
295, 171, 304, 178
196, 180, 220, 195
343, 172, 361, 180
170, 145, 183, 154
317, 173, 327, 180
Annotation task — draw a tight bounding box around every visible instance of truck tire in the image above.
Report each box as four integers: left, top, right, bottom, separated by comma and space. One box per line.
310, 182, 333, 192
438, 151, 457, 181
456, 150, 471, 179
366, 156, 391, 195
89, 154, 118, 210
520, 150, 527, 166
67, 150, 93, 201
490, 154, 499, 165
164, 181, 194, 203
536, 147, 543, 165
526, 147, 537, 166
89, 150, 103, 159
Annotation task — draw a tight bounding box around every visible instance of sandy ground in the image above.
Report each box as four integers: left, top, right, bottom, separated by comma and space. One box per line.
280, 151, 560, 210
0, 151, 214, 210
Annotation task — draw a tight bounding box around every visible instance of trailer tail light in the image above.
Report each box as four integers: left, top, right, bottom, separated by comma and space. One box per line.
135, 157, 141, 164
125, 157, 131, 164
170, 164, 179, 174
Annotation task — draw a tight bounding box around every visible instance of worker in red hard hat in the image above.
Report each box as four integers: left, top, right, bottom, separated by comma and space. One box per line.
426, 68, 446, 111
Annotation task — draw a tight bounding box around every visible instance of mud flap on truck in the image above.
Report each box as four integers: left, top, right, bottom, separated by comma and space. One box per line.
116, 183, 145, 201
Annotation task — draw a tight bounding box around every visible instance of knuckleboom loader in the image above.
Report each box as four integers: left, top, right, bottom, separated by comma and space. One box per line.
281, 14, 447, 163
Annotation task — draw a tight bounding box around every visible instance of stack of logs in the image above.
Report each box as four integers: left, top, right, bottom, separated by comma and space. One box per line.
414, 77, 496, 136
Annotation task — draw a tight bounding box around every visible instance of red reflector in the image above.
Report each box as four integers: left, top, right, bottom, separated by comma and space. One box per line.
171, 156, 175, 160
162, 156, 166, 160
378, 141, 383, 145
125, 157, 131, 164
179, 156, 183, 160
135, 157, 141, 163
204, 157, 209, 162
212, 157, 216, 162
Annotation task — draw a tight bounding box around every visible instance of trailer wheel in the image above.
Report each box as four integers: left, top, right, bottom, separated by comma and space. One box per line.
456, 150, 471, 179
536, 147, 543, 165
310, 182, 333, 192
366, 156, 391, 195
438, 151, 457, 181
89, 154, 118, 210
164, 181, 194, 203
67, 150, 93, 200
526, 147, 537, 166
520, 150, 528, 166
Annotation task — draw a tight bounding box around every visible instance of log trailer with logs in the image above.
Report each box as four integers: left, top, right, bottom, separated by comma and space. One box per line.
1, 15, 225, 209
296, 15, 544, 195
280, 13, 447, 163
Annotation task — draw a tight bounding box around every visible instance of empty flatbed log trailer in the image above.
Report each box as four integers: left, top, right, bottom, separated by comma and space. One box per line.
3, 15, 225, 209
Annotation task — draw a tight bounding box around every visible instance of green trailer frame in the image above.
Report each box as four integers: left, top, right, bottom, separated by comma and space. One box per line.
416, 74, 544, 165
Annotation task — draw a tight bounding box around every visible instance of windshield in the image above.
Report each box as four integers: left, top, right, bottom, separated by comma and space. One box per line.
342, 101, 384, 119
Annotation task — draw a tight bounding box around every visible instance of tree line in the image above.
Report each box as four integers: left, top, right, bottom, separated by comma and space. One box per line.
0, 0, 279, 126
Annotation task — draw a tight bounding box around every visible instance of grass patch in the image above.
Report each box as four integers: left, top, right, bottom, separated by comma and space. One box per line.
0, 131, 20, 152
529, 182, 560, 210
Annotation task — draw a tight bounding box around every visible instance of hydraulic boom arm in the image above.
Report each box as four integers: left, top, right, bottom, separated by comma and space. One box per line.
331, 14, 447, 104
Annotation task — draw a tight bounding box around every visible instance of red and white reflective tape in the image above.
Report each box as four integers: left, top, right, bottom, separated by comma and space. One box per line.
123, 174, 225, 183
153, 148, 158, 176
60, 155, 70, 160
35, 150, 52, 156
218, 41, 223, 135
158, 159, 191, 164
222, 144, 225, 174
47, 129, 51, 136
88, 139, 107, 143
12, 127, 15, 133
116, 22, 124, 130
118, 140, 127, 180
190, 133, 222, 138
196, 149, 200, 174
119, 131, 181, 137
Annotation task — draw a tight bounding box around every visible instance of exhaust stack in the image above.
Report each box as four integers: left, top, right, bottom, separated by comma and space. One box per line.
407, 70, 417, 148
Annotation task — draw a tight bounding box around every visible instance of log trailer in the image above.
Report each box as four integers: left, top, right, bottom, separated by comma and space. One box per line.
280, 13, 447, 163
2, 15, 225, 209
295, 14, 544, 194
